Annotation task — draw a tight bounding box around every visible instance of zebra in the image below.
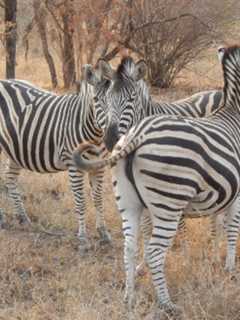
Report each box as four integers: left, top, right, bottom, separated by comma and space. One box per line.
89, 57, 223, 151
83, 57, 225, 271
72, 45, 240, 315
0, 77, 111, 254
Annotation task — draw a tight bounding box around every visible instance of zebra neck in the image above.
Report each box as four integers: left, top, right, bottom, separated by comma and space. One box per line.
224, 91, 240, 113
223, 64, 240, 113
83, 103, 104, 143
147, 99, 166, 116
62, 95, 103, 154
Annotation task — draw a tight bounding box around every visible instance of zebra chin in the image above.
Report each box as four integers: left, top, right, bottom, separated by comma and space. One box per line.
104, 123, 119, 151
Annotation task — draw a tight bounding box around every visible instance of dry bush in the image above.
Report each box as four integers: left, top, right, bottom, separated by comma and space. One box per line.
124, 0, 240, 88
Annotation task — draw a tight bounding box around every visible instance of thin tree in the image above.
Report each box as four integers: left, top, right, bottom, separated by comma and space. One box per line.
61, 0, 76, 88
4, 0, 17, 79
33, 0, 58, 88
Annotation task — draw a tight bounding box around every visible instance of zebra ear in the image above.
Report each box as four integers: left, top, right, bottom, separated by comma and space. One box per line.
133, 60, 147, 81
218, 47, 226, 62
82, 64, 99, 86
98, 59, 115, 80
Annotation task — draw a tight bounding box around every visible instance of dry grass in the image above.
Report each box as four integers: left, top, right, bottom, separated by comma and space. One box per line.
0, 51, 240, 320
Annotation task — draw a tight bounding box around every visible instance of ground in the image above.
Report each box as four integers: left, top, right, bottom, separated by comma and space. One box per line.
0, 52, 239, 320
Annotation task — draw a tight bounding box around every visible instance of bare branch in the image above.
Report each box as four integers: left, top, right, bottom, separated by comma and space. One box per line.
44, 0, 65, 33
132, 13, 212, 35
0, 1, 5, 9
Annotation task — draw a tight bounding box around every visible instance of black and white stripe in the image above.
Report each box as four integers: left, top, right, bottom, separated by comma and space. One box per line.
73, 45, 240, 314
85, 57, 225, 269
90, 57, 223, 150
0, 78, 110, 253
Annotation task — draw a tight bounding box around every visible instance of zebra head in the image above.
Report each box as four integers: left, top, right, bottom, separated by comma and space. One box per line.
82, 64, 111, 131
218, 45, 240, 109
98, 57, 148, 151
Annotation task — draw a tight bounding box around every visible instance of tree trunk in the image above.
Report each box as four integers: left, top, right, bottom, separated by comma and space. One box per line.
61, 0, 76, 88
33, 0, 58, 88
4, 0, 17, 79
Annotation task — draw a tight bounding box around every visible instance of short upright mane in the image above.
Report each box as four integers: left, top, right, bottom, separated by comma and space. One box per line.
116, 56, 135, 79
221, 45, 240, 107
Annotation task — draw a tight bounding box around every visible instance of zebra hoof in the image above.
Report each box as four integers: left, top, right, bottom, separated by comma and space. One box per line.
158, 302, 184, 320
123, 292, 136, 311
0, 209, 7, 229
78, 238, 92, 257
97, 227, 112, 246
17, 214, 31, 225
136, 262, 147, 277
224, 265, 236, 273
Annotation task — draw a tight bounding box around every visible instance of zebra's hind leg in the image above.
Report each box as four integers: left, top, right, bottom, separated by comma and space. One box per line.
208, 214, 225, 264
89, 168, 111, 246
113, 158, 144, 310
136, 209, 152, 276
0, 146, 6, 228
146, 206, 184, 316
6, 160, 30, 225
224, 198, 240, 272
68, 167, 92, 256
177, 215, 190, 258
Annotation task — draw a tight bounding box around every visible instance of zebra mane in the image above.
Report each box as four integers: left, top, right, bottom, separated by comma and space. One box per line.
78, 79, 94, 102
112, 56, 141, 93
137, 79, 152, 111
221, 45, 240, 107
116, 56, 135, 79
97, 78, 111, 92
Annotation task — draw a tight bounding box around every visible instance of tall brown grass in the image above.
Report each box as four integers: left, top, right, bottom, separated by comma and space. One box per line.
0, 50, 239, 320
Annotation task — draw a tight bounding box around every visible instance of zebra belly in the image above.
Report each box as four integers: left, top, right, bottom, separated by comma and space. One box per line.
1, 143, 67, 173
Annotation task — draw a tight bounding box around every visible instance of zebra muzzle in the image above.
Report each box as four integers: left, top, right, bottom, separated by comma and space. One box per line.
104, 122, 119, 151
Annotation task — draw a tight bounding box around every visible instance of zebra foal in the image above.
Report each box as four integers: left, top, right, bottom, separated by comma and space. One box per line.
73, 45, 240, 315
0, 78, 110, 253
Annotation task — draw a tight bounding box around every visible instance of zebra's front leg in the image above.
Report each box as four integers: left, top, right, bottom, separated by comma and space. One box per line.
68, 167, 91, 256
88, 168, 111, 246
6, 161, 30, 225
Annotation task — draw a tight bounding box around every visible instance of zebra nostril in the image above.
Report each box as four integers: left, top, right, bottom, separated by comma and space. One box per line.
104, 123, 119, 151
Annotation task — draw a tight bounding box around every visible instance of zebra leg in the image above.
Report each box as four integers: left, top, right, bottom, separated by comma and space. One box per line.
209, 214, 225, 263
0, 146, 6, 228
88, 168, 111, 245
136, 209, 152, 276
146, 209, 183, 315
177, 215, 190, 257
122, 206, 142, 310
225, 199, 240, 272
6, 160, 30, 224
68, 167, 91, 255
112, 160, 143, 311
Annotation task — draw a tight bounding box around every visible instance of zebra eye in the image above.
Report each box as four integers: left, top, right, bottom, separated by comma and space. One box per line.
218, 47, 226, 62
218, 47, 225, 54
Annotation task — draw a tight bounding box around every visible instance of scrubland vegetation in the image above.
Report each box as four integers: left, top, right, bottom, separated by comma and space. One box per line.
0, 1, 240, 319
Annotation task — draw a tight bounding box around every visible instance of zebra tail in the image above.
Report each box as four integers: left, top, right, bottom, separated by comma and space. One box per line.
73, 135, 144, 172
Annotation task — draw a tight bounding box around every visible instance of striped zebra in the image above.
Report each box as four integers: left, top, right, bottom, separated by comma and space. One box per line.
90, 57, 223, 151
0, 78, 111, 254
84, 57, 225, 270
73, 45, 240, 315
